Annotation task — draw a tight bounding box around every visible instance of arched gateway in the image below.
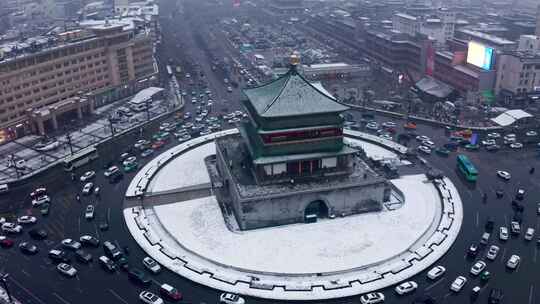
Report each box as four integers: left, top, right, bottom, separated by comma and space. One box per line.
304, 200, 329, 223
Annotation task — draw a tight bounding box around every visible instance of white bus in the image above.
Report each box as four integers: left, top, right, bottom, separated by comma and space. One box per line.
63, 146, 99, 171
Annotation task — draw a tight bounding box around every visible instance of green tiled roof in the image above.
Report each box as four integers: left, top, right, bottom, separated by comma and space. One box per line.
243, 67, 349, 118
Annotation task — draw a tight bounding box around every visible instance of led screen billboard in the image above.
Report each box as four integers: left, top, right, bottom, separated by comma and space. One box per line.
467, 41, 494, 70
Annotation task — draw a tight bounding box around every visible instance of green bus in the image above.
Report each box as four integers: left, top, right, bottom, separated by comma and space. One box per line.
456, 154, 478, 182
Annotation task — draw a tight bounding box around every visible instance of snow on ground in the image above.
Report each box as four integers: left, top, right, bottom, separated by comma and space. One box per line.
147, 142, 215, 193
345, 137, 398, 161
153, 174, 437, 274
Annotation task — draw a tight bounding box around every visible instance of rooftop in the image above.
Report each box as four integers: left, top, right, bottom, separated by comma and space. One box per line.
457, 28, 516, 46
242, 66, 349, 118
394, 13, 417, 21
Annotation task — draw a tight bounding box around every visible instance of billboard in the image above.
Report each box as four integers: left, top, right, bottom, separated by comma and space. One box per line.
467, 41, 494, 70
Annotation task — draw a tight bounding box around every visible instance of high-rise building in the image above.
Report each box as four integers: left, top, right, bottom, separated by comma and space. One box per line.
0, 24, 157, 140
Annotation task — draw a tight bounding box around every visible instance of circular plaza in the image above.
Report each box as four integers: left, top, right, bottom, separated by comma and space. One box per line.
123, 129, 463, 300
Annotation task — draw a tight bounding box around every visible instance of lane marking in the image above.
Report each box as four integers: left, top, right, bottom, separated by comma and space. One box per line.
424, 278, 446, 292
52, 292, 71, 304
475, 211, 479, 228
108, 289, 129, 304
7, 275, 48, 304
529, 284, 535, 304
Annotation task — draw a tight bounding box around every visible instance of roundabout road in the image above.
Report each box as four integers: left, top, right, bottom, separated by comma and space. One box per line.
1, 112, 540, 304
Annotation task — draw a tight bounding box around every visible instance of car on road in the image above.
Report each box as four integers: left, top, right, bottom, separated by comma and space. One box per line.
511, 221, 521, 234
151, 140, 166, 150
82, 182, 94, 195
122, 156, 137, 167
417, 145, 431, 154
537, 203, 540, 215
143, 256, 161, 273
31, 195, 51, 207
470, 261, 486, 275
481, 139, 496, 146
359, 292, 385, 304
40, 203, 50, 216
75, 249, 93, 263
30, 187, 47, 199
366, 122, 379, 130
103, 241, 123, 260
139, 291, 164, 304
526, 130, 538, 137
416, 135, 430, 142
525, 228, 535, 241
489, 288, 504, 304
422, 140, 436, 148
496, 170, 511, 180
381, 121, 396, 128
506, 254, 520, 269
48, 249, 70, 263
487, 132, 501, 138
427, 265, 446, 280
510, 142, 523, 149
450, 276, 467, 292
62, 238, 82, 250
516, 188, 526, 200
141, 149, 154, 158
485, 144, 501, 151
85, 205, 95, 220
0, 236, 14, 248
486, 245, 499, 260
123, 162, 138, 172
128, 268, 151, 286
57, 263, 77, 277
467, 243, 478, 257
134, 140, 150, 150
178, 134, 191, 142
80, 171, 96, 182
160, 283, 182, 301
99, 255, 117, 272
28, 228, 47, 240
219, 293, 245, 304
500, 227, 509, 240
395, 281, 418, 295
17, 215, 37, 225
104, 166, 120, 177
1, 223, 22, 234
80, 235, 99, 247
19, 242, 38, 254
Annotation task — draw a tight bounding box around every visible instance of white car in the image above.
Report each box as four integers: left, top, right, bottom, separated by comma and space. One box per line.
85, 205, 95, 220
395, 281, 418, 295
416, 135, 430, 142
486, 245, 499, 260
526, 130, 538, 137
139, 291, 164, 304
82, 183, 94, 195
104, 166, 119, 177
417, 145, 431, 154
450, 276, 467, 292
57, 263, 77, 277
496, 170, 511, 180
506, 254, 520, 269
382, 121, 396, 128
17, 216, 37, 225
79, 171, 95, 182
143, 257, 161, 273
366, 122, 379, 130
487, 132, 501, 138
525, 228, 535, 241
31, 195, 51, 207
510, 142, 523, 149
219, 293, 245, 304
481, 139, 496, 146
427, 265, 446, 280
134, 140, 150, 149
1, 223, 23, 234
360, 292, 385, 304
122, 156, 137, 167
470, 261, 486, 275
61, 238, 82, 250
422, 140, 436, 148
499, 227, 509, 240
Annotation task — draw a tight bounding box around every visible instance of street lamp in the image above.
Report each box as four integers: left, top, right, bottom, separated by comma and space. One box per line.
0, 272, 13, 304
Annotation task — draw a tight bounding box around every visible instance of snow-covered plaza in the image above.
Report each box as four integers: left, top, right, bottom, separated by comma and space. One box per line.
124, 129, 463, 300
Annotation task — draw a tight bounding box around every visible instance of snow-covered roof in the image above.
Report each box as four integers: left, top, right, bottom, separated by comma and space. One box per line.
129, 87, 164, 105
243, 67, 349, 118
490, 109, 533, 127
415, 77, 454, 99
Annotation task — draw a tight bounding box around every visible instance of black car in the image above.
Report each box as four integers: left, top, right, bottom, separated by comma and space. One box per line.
117, 256, 129, 270
485, 219, 494, 233
80, 235, 100, 247
128, 268, 151, 286
495, 189, 504, 198
19, 242, 39, 255
28, 228, 48, 240
48, 249, 70, 263
40, 203, 50, 216
75, 249, 93, 263
488, 288, 504, 304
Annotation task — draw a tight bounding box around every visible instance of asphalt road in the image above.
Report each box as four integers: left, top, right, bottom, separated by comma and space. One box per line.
2, 0, 540, 303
